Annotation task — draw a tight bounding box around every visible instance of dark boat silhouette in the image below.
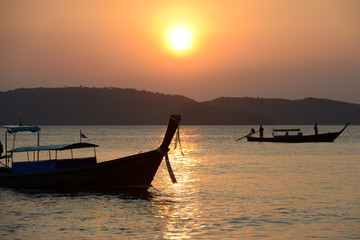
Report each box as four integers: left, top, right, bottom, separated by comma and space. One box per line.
0, 115, 181, 192
246, 123, 349, 143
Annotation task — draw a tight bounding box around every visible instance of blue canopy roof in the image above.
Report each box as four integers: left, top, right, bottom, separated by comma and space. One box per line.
5, 126, 41, 133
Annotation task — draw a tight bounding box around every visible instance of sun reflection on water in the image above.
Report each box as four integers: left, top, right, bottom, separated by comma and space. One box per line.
150, 128, 208, 239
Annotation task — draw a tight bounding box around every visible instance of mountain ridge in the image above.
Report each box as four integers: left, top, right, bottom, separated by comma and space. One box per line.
1, 87, 359, 125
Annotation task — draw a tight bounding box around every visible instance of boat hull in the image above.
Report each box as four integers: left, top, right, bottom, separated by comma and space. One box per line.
247, 132, 342, 143
0, 150, 163, 192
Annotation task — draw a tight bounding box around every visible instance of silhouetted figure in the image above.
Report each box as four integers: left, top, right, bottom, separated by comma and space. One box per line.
259, 125, 264, 138
314, 123, 318, 135
250, 128, 255, 134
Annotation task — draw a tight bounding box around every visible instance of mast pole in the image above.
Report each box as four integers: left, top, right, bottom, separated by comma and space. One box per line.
37, 130, 40, 161
5, 131, 8, 167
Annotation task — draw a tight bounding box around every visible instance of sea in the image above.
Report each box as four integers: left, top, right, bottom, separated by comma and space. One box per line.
0, 124, 359, 239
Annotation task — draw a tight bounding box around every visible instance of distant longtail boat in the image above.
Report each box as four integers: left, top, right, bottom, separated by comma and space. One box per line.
245, 123, 349, 143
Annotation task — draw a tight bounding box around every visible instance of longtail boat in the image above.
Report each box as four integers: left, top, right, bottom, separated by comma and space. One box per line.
245, 123, 349, 143
0, 115, 181, 192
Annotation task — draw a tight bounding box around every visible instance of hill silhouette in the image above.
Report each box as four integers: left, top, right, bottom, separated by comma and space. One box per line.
204, 97, 360, 125
1, 87, 359, 125
0, 87, 194, 125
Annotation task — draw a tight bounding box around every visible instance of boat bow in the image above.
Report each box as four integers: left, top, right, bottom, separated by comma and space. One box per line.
158, 115, 181, 183
339, 122, 350, 134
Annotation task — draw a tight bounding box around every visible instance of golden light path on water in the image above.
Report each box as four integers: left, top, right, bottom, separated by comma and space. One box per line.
154, 130, 204, 239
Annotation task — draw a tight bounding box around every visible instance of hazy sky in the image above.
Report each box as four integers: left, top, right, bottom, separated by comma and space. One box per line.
1, 0, 359, 103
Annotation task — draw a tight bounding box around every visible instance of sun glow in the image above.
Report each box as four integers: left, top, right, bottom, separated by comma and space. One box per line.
167, 25, 193, 52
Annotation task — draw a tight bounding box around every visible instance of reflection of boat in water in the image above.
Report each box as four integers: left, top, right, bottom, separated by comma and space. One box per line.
0, 115, 181, 192
246, 123, 349, 143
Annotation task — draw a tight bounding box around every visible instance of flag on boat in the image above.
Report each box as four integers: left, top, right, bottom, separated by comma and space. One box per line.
80, 131, 87, 138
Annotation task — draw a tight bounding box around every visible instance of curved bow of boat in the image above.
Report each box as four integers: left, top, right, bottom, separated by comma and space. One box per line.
158, 115, 181, 184
339, 122, 350, 133
159, 115, 181, 153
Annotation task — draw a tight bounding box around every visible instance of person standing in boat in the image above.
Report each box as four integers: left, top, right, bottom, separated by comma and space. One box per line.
314, 123, 318, 135
259, 125, 264, 138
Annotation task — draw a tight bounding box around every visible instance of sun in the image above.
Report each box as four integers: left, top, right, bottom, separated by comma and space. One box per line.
167, 25, 193, 52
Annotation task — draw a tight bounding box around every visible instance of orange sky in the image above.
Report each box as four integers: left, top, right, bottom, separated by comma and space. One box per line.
1, 0, 359, 103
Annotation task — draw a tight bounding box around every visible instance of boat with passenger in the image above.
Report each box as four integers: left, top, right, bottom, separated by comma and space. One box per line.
0, 115, 181, 192
245, 123, 349, 143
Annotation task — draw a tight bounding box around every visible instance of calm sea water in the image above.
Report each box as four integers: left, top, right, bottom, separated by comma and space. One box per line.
0, 124, 359, 239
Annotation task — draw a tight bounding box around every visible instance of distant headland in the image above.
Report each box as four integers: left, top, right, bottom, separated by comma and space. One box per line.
1, 87, 359, 125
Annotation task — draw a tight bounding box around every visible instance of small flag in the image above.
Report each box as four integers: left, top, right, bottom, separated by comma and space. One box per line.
80, 131, 87, 139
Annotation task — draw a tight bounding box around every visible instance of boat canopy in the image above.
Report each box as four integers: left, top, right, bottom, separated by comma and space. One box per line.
10, 142, 99, 153
5, 126, 41, 134
273, 128, 301, 132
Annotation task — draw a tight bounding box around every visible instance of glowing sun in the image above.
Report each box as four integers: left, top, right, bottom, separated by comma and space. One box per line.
167, 25, 193, 52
